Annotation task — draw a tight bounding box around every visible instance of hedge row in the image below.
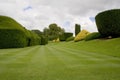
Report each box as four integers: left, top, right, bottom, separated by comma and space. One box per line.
0, 29, 28, 48
85, 32, 102, 41
0, 16, 47, 49
59, 32, 73, 41
31, 30, 48, 45
66, 36, 74, 42
27, 31, 41, 46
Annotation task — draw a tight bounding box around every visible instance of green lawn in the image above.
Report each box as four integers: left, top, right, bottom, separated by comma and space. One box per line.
0, 38, 120, 80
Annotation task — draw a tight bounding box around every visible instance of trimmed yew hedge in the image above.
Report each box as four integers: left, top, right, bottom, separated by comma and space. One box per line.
0, 29, 28, 48
59, 32, 73, 41
0, 16, 42, 48
0, 16, 30, 48
27, 31, 41, 46
95, 9, 120, 37
40, 35, 48, 45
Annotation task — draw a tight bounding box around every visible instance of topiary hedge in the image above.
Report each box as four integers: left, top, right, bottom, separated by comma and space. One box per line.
31, 30, 48, 45
0, 16, 30, 48
85, 32, 102, 41
59, 34, 65, 41
59, 32, 73, 41
0, 29, 28, 48
65, 32, 73, 39
66, 36, 74, 42
27, 31, 41, 46
95, 9, 120, 37
40, 35, 48, 45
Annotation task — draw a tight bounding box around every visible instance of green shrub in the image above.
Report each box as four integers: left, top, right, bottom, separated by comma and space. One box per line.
31, 30, 48, 45
59, 32, 73, 41
0, 29, 28, 48
85, 32, 102, 41
59, 34, 65, 41
28, 31, 41, 46
95, 9, 120, 37
64, 32, 73, 39
66, 36, 74, 41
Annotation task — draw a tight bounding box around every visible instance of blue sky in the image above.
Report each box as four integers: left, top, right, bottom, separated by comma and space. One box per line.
23, 6, 32, 11
89, 17, 95, 23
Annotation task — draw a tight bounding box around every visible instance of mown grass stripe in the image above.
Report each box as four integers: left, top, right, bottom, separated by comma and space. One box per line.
0, 46, 40, 63
50, 45, 120, 67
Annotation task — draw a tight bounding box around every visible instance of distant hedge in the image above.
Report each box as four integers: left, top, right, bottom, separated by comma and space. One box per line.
59, 34, 65, 41
31, 30, 48, 45
28, 31, 41, 46
66, 36, 74, 42
85, 32, 102, 41
0, 29, 28, 48
40, 35, 48, 45
59, 32, 73, 41
95, 9, 120, 37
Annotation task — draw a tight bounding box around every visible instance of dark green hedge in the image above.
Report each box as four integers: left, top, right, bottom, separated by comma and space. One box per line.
0, 16, 31, 48
95, 9, 120, 37
31, 30, 48, 45
59, 34, 65, 41
59, 32, 73, 41
40, 35, 48, 45
65, 32, 73, 39
27, 31, 41, 46
85, 32, 102, 41
0, 29, 28, 48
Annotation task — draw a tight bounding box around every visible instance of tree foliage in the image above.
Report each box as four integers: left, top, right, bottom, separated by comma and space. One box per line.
43, 23, 65, 40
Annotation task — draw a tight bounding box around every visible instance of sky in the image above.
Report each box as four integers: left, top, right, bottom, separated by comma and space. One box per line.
0, 0, 120, 33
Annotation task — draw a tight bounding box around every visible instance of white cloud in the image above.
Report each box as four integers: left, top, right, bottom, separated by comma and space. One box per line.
0, 0, 120, 33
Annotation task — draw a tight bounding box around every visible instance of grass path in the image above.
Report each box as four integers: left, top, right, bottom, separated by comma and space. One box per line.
0, 39, 120, 80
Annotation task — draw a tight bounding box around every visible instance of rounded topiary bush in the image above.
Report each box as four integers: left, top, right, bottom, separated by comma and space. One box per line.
0, 16, 29, 48
95, 9, 120, 37
85, 32, 102, 41
66, 36, 74, 42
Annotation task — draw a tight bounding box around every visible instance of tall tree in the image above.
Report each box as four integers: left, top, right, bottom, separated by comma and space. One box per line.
43, 23, 65, 40
75, 24, 81, 36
